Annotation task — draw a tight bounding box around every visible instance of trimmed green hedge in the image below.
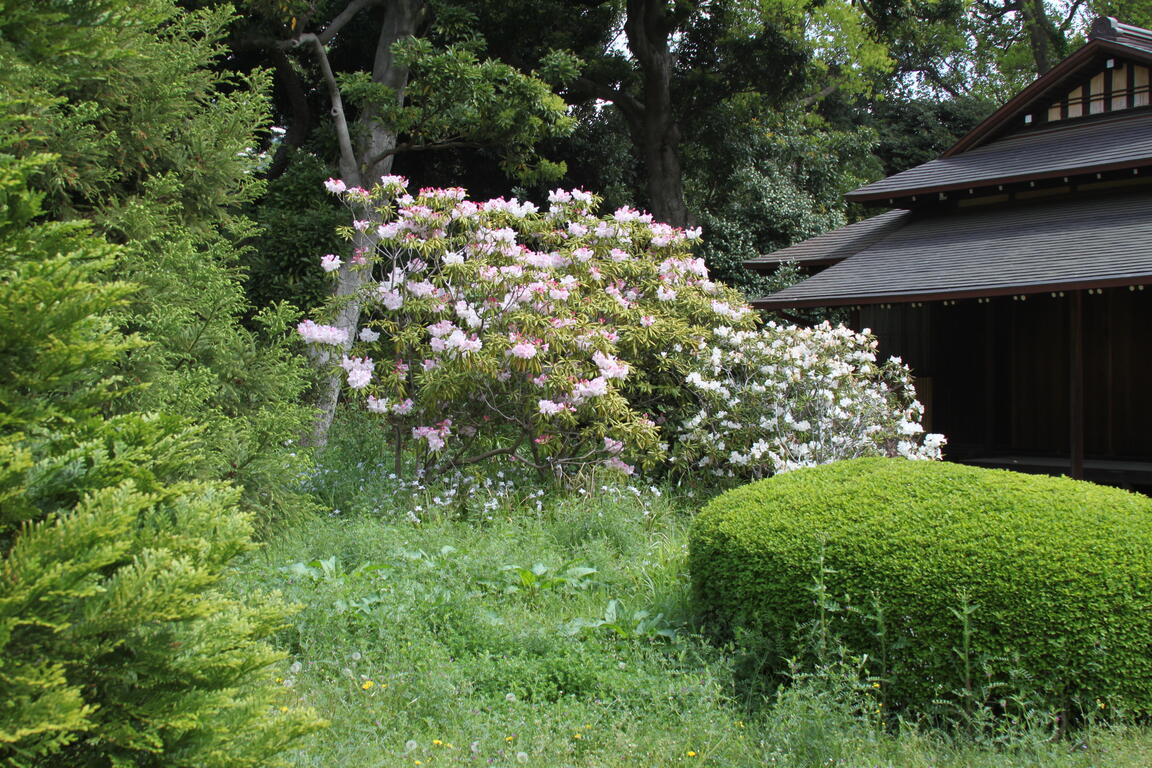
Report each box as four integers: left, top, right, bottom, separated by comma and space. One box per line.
689, 458, 1152, 715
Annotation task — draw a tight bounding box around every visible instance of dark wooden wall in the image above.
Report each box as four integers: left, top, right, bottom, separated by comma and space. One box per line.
862, 289, 1152, 462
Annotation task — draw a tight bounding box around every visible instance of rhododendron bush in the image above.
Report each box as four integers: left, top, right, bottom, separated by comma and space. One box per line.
299, 176, 756, 477
672, 322, 946, 480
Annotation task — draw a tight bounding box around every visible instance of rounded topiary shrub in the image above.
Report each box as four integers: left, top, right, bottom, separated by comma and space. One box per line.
689, 457, 1152, 716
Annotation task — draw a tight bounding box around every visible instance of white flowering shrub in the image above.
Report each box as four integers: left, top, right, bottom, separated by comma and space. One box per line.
299, 177, 756, 479
672, 322, 945, 480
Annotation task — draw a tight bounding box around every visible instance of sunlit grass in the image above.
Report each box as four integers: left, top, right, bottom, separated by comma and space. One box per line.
232, 411, 1152, 767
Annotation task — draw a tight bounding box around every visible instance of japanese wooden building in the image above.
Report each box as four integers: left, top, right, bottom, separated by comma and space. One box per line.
747, 17, 1152, 491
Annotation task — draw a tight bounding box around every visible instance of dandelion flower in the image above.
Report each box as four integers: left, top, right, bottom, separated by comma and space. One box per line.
361, 680, 375, 690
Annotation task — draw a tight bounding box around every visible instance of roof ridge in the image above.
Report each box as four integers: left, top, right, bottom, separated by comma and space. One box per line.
1090, 17, 1152, 52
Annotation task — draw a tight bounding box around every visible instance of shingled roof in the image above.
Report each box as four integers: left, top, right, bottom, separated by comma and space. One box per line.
844, 16, 1152, 206
845, 112, 1152, 204
749, 18, 1152, 311
750, 191, 1152, 309
744, 210, 911, 267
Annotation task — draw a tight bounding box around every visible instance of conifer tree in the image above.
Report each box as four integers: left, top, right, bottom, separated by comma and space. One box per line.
0, 155, 321, 766
0, 0, 314, 522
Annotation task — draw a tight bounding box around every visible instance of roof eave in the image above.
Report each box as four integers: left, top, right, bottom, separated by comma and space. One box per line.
751, 275, 1152, 311
744, 256, 843, 272
845, 157, 1152, 204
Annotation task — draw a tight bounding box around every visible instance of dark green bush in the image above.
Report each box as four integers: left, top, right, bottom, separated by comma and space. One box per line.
689, 457, 1152, 716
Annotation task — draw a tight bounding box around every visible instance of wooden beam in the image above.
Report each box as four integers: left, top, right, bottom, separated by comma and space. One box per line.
1070, 290, 1085, 479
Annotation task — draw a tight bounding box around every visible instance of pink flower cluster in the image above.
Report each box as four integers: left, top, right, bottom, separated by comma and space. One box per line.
412, 419, 452, 451
367, 396, 413, 415
297, 319, 347, 346
506, 334, 547, 360
306, 177, 760, 478
571, 377, 609, 403
340, 355, 375, 389
592, 351, 629, 380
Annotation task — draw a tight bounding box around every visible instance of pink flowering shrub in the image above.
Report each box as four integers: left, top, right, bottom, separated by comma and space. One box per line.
300, 177, 756, 478
672, 322, 945, 480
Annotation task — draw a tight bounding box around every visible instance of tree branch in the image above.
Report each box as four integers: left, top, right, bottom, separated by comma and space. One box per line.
460, 441, 526, 466
800, 83, 839, 108
922, 68, 967, 98
573, 76, 645, 136
364, 138, 483, 168
319, 0, 385, 45
1059, 0, 1087, 32
297, 33, 360, 186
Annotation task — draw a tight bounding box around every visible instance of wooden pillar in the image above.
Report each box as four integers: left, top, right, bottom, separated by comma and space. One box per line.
1070, 290, 1085, 479
983, 300, 996, 453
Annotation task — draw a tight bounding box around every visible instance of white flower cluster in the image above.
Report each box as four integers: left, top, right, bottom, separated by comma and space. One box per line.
673, 321, 946, 480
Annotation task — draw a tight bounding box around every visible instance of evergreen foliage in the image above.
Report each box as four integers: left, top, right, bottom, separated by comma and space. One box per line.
245, 150, 346, 312
0, 0, 315, 522
690, 458, 1152, 717
0, 158, 321, 766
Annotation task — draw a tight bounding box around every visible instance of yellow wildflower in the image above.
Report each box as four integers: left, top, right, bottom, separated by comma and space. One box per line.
687, 750, 698, 757
361, 680, 375, 690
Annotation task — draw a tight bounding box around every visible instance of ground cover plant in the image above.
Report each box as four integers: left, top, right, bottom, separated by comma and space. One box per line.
226, 411, 1152, 768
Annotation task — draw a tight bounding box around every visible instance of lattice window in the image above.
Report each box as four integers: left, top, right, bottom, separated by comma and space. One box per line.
1038, 60, 1150, 125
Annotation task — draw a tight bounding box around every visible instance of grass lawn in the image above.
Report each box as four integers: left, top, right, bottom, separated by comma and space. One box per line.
231, 417, 1152, 767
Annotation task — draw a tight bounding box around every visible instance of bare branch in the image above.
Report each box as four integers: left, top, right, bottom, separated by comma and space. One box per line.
319, 0, 385, 45
800, 83, 839, 108
297, 33, 360, 186
364, 138, 483, 168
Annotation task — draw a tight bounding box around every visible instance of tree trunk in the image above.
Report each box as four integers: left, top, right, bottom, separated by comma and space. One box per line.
1020, 0, 1053, 75
360, 0, 423, 181
303, 0, 425, 447
623, 0, 695, 228
305, 228, 378, 445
